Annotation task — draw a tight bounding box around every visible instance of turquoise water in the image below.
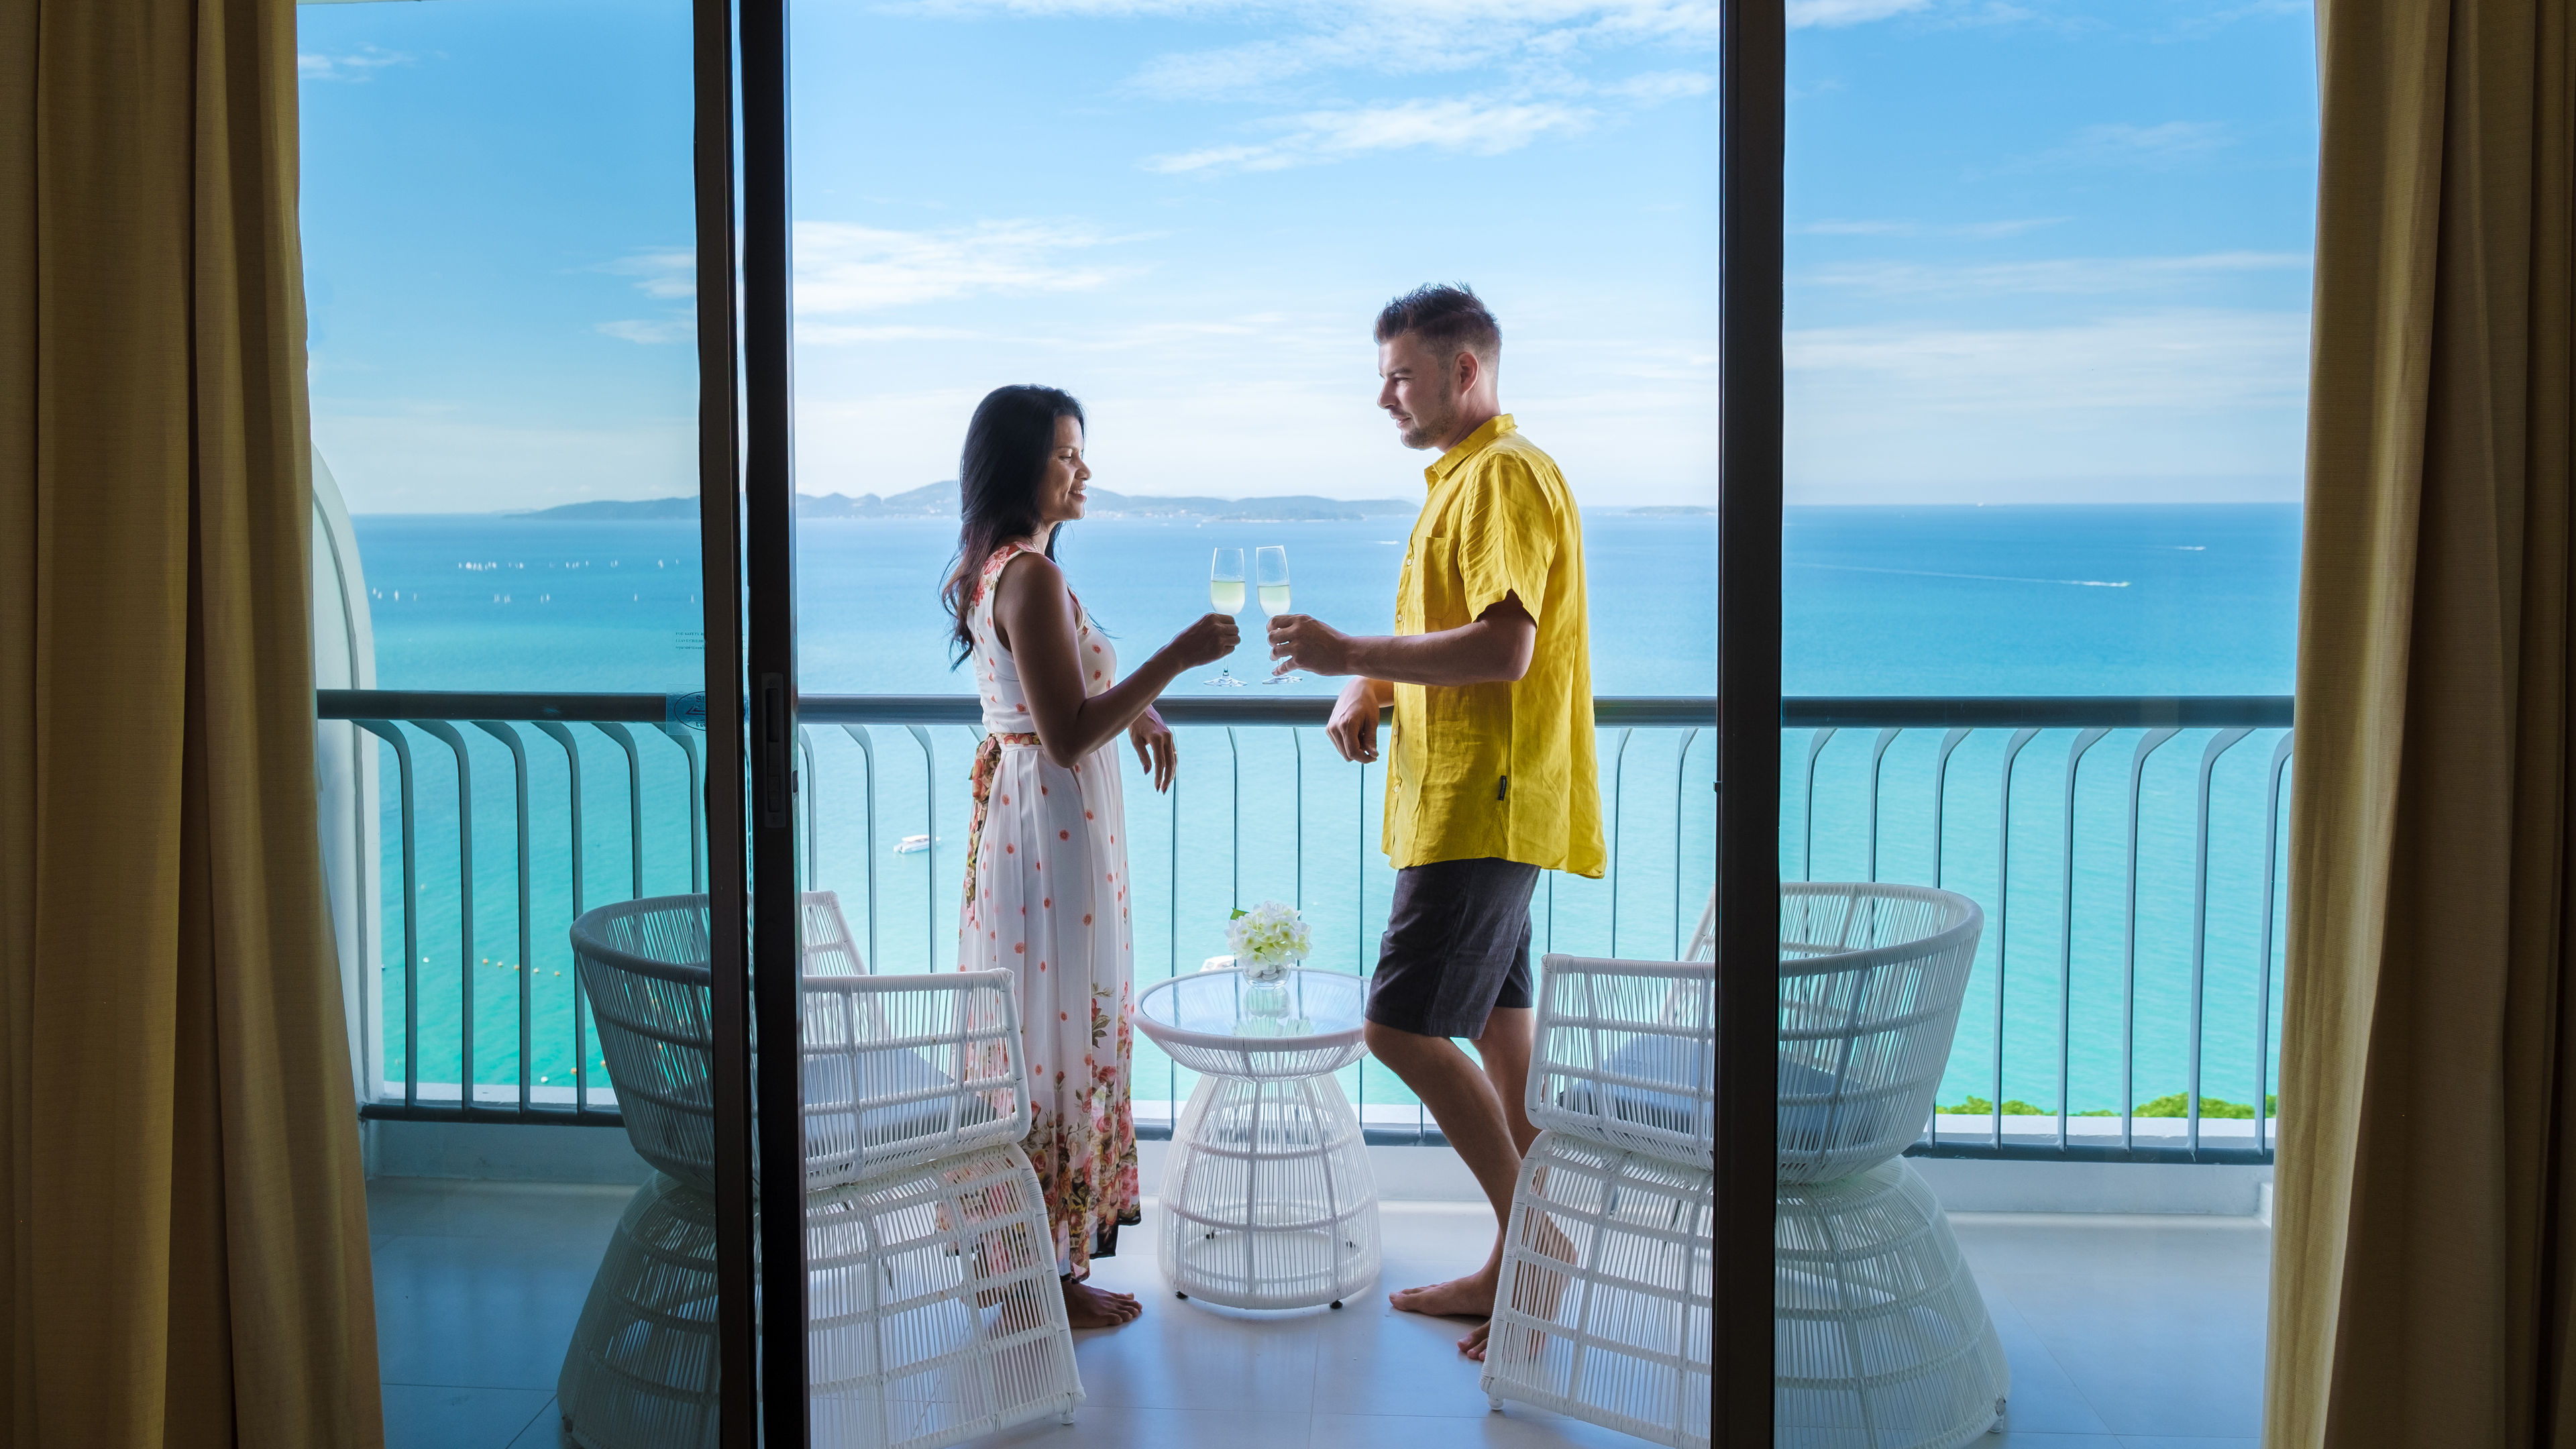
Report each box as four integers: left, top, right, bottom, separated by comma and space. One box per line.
347, 504, 2297, 1118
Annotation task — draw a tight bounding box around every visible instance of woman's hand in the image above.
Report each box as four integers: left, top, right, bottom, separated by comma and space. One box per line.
1129, 708, 1177, 793
1162, 612, 1240, 669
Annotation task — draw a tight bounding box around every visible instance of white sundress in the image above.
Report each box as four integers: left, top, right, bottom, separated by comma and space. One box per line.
957, 541, 1139, 1278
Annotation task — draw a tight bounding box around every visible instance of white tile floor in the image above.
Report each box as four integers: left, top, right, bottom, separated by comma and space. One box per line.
367, 1180, 2269, 1449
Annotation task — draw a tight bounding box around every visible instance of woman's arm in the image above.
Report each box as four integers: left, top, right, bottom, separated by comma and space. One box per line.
994, 551, 1236, 769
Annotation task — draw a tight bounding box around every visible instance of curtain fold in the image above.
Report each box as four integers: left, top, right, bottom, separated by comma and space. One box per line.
2271, 0, 2575, 1442
0, 0, 384, 1443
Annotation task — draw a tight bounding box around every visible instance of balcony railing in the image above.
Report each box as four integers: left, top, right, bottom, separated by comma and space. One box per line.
316, 690, 2289, 1165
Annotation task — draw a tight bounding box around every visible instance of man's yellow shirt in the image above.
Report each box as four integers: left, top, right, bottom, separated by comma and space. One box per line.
1383, 414, 1606, 879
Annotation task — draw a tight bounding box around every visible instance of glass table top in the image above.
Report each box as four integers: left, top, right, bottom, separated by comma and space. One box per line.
1134, 967, 1369, 1048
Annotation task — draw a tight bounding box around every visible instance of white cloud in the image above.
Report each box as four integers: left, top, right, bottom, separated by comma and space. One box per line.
1782, 309, 2311, 500
315, 412, 696, 513
600, 250, 696, 301
1805, 250, 2308, 297
1785, 0, 1930, 27
793, 220, 1128, 315
2035, 120, 2234, 168
1799, 217, 2067, 237
1146, 96, 1596, 174
597, 319, 694, 345
299, 46, 411, 83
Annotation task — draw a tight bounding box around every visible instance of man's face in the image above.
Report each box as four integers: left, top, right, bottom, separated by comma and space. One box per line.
1377, 332, 1462, 451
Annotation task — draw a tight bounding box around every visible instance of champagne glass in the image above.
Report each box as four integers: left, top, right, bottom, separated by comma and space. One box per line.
1206, 548, 1246, 686
1255, 545, 1295, 684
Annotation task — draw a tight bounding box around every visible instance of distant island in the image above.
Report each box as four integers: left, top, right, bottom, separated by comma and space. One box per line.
1627, 504, 1715, 517
520, 482, 1417, 523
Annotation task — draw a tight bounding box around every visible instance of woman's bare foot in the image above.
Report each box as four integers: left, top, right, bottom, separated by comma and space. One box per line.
1061, 1275, 1142, 1329
1461, 1320, 1493, 1360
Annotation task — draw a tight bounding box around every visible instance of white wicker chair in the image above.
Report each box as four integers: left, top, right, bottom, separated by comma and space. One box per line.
1776, 883, 1983, 1184
559, 892, 1083, 1449
1772, 883, 2005, 1449
1483, 953, 1716, 1449
1776, 1159, 2009, 1449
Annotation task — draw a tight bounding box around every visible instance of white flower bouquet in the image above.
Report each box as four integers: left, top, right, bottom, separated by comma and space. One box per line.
1225, 900, 1310, 984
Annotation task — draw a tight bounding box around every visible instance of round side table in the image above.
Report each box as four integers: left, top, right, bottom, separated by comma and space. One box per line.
1135, 968, 1379, 1311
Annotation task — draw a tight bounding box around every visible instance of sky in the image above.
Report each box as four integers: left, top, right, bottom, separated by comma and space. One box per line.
296, 0, 2317, 513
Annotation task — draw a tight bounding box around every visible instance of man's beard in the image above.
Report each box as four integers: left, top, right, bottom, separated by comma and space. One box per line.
1397, 398, 1454, 450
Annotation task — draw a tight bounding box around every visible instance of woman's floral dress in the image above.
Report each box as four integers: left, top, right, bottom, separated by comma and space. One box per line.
958, 541, 1139, 1278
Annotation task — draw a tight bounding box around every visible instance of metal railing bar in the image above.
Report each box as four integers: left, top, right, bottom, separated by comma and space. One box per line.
841, 725, 879, 973
1674, 727, 1701, 957
2121, 727, 2182, 1152
531, 721, 594, 1118
2187, 727, 2257, 1152
1292, 729, 1304, 910
1786, 696, 2292, 729
323, 691, 2288, 732
1925, 724, 1970, 1149
352, 720, 419, 1110
2257, 733, 2293, 1156
472, 720, 537, 1116
905, 725, 936, 967
1611, 727, 1635, 953
2056, 727, 2110, 1148
594, 723, 647, 900
1801, 727, 1835, 882
414, 720, 476, 1114
1991, 727, 2039, 1147
659, 724, 704, 893
1866, 727, 1900, 881
1227, 726, 1241, 909
796, 726, 818, 891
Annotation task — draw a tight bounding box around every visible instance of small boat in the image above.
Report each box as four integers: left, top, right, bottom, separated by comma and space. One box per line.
894, 834, 932, 855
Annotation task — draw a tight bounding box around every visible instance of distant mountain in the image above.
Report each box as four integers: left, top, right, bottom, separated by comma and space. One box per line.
1625, 504, 1715, 518
520, 496, 699, 520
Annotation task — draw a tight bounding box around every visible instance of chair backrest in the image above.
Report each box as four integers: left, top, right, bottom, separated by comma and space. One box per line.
1529, 955, 1717, 1161
571, 893, 1028, 1193
1776, 882, 1982, 1182
801, 891, 866, 977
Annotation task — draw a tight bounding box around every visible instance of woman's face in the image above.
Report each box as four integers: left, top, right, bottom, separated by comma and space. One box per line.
1034, 415, 1090, 527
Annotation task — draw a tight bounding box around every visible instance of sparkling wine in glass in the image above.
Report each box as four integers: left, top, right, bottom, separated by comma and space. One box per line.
1255, 545, 1295, 684
1206, 547, 1245, 686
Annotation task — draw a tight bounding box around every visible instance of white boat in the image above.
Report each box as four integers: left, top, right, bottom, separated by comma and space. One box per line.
894, 834, 932, 855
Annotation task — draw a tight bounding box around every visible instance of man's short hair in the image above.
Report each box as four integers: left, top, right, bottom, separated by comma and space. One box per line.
1375, 284, 1501, 367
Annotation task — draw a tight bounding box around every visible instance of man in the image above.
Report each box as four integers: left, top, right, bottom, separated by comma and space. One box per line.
1267, 283, 1603, 1361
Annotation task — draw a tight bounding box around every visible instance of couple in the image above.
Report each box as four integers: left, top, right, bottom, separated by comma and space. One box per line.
943, 284, 1604, 1358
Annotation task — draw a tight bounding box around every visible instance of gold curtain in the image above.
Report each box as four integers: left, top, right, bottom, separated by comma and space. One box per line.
0, 0, 384, 1443
2271, 0, 2573, 1442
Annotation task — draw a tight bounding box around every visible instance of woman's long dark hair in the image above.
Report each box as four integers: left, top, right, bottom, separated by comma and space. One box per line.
943, 384, 1086, 668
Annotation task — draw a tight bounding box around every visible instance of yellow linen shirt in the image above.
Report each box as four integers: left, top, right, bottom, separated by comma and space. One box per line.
1383, 415, 1605, 878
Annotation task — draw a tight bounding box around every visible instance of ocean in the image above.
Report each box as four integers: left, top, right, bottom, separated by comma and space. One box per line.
347, 503, 2301, 1120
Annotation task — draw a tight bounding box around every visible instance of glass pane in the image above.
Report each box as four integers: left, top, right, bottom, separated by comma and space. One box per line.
790, 1, 1718, 1434
297, 0, 733, 1437
1781, 2, 2316, 1438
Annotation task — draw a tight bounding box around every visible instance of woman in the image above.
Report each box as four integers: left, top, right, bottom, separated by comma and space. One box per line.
943, 385, 1236, 1328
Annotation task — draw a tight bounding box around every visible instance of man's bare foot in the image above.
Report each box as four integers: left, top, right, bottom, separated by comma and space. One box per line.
1061, 1275, 1141, 1329
1389, 1269, 1497, 1321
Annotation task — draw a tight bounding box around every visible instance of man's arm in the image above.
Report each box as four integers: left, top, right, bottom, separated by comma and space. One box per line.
1268, 594, 1536, 686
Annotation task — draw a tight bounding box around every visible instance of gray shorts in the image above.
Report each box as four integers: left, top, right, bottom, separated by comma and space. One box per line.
1366, 857, 1542, 1040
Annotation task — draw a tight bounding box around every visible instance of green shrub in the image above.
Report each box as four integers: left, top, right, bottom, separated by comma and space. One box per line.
1935, 1096, 2047, 1116
1933, 1095, 2279, 1118
2132, 1093, 2277, 1119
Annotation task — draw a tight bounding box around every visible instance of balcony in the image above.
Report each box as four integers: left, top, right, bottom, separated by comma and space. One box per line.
320, 689, 2282, 1447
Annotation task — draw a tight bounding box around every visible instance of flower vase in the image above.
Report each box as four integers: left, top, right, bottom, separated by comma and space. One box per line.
1241, 957, 1296, 1019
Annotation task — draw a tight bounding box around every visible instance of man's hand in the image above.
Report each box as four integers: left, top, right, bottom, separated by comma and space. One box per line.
1268, 613, 1356, 676
1326, 678, 1383, 763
